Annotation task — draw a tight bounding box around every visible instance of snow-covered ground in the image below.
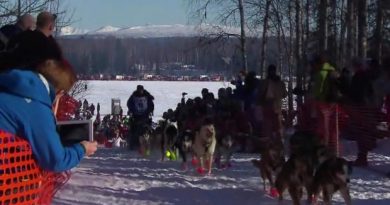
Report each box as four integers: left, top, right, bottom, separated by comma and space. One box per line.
84, 81, 231, 119
53, 81, 390, 205
53, 140, 390, 205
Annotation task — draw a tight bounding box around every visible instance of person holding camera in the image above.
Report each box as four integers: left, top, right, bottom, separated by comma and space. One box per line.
0, 59, 97, 171
0, 59, 98, 204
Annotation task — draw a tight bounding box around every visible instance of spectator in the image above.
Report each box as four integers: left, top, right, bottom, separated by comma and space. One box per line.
226, 87, 233, 99
338, 67, 352, 101
83, 99, 89, 111
309, 54, 339, 153
243, 71, 260, 111
90, 103, 96, 115
201, 88, 209, 100
0, 14, 34, 50
0, 59, 97, 203
257, 65, 287, 141
231, 70, 246, 100
5, 12, 62, 70
345, 59, 378, 166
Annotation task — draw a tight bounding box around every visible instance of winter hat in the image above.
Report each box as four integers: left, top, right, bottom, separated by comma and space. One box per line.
137, 85, 144, 91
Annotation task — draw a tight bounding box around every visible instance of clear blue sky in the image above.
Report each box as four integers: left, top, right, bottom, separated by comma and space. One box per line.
65, 0, 189, 30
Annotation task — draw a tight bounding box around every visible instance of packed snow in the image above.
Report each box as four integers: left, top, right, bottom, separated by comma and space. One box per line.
52, 81, 390, 205
53, 142, 390, 205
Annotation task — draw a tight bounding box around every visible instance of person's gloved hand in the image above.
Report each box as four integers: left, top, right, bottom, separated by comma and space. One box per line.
80, 141, 98, 156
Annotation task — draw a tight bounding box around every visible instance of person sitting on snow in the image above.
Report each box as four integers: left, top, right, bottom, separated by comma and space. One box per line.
127, 85, 154, 149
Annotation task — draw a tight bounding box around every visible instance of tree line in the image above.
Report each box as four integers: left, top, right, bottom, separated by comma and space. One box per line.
58, 36, 280, 76
189, 0, 390, 76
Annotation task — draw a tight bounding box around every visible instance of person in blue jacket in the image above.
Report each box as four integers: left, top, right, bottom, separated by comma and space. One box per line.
0, 59, 97, 172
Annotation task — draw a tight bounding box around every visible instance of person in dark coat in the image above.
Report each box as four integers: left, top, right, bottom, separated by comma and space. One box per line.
0, 14, 34, 50
90, 103, 95, 115
127, 85, 155, 149
346, 60, 377, 167
127, 85, 155, 118
4, 12, 62, 70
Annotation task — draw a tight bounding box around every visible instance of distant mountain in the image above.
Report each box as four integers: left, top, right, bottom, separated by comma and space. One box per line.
60, 26, 89, 36
60, 24, 251, 39
92, 25, 121, 34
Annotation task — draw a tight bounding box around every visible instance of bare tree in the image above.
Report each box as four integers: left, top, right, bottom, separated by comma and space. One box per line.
338, 0, 347, 66
69, 80, 90, 100
346, 0, 356, 63
318, 0, 329, 52
259, 0, 271, 77
188, 0, 249, 72
47, 0, 76, 36
295, 0, 303, 106
373, 0, 384, 63
357, 0, 368, 58
238, 0, 248, 72
0, 0, 75, 35
0, 0, 51, 25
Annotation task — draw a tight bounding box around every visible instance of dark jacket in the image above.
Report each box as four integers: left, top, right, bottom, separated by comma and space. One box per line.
0, 24, 23, 50
127, 90, 155, 116
349, 70, 373, 105
0, 69, 85, 172
0, 24, 23, 39
6, 30, 62, 69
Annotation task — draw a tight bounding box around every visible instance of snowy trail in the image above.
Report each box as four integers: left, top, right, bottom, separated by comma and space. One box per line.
54, 81, 390, 204
53, 146, 390, 205
53, 149, 268, 205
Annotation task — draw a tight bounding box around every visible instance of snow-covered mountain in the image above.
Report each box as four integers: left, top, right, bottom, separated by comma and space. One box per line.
60, 24, 248, 38
60, 26, 89, 36
92, 25, 121, 34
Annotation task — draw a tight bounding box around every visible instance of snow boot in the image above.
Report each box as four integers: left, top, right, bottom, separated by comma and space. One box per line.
191, 157, 199, 167
269, 187, 279, 198
197, 167, 205, 175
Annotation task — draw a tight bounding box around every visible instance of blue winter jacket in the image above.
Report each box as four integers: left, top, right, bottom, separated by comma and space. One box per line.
0, 69, 85, 172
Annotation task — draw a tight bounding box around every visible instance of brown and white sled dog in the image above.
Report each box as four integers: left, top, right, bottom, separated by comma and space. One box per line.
193, 119, 216, 175
312, 157, 352, 205
251, 139, 285, 192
